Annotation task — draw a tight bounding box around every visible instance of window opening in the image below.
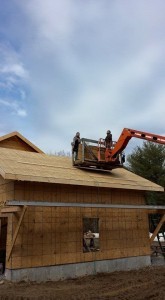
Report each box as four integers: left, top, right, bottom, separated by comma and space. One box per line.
83, 218, 99, 252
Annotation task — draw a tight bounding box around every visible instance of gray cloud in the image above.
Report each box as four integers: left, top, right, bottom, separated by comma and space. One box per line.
0, 0, 165, 155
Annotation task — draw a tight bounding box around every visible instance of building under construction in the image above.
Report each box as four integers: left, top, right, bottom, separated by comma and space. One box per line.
0, 131, 164, 282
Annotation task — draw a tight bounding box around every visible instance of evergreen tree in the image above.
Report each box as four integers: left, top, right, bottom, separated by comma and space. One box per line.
127, 141, 165, 232
127, 141, 165, 205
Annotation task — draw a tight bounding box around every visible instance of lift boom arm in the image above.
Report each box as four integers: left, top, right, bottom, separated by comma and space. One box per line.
110, 128, 165, 160
72, 128, 165, 170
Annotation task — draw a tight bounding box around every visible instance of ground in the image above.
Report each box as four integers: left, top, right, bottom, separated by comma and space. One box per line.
0, 264, 165, 300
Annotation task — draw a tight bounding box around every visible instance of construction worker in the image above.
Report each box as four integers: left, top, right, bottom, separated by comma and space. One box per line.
105, 130, 112, 148
120, 152, 125, 164
83, 230, 95, 252
87, 230, 95, 249
72, 132, 80, 161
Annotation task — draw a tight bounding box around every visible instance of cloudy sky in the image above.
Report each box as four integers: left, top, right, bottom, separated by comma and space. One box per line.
0, 0, 165, 156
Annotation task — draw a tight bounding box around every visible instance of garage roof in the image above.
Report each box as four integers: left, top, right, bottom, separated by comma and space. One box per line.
0, 147, 163, 192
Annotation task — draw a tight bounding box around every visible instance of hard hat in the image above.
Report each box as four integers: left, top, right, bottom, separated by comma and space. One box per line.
107, 130, 111, 134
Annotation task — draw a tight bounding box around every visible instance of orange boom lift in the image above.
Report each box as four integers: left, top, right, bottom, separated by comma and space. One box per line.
72, 128, 165, 170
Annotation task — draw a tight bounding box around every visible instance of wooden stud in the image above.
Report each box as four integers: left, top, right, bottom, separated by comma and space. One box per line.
149, 214, 165, 243
7, 205, 27, 261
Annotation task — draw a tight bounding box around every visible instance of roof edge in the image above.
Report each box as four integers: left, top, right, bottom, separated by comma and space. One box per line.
4, 172, 164, 192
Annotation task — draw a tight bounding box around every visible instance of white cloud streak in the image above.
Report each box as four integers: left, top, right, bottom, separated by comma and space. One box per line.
1, 63, 28, 79
0, 98, 27, 117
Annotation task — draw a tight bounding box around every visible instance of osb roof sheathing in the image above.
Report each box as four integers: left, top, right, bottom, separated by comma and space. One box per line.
0, 131, 44, 153
0, 147, 163, 192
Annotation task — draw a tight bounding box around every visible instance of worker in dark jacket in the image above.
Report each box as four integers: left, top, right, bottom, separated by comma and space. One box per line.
72, 132, 80, 161
105, 130, 112, 148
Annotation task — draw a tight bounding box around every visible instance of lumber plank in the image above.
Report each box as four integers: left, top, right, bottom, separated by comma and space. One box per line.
150, 214, 165, 243
7, 205, 27, 261
1, 206, 21, 213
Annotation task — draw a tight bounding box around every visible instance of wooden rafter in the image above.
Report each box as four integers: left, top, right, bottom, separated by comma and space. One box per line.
7, 205, 27, 261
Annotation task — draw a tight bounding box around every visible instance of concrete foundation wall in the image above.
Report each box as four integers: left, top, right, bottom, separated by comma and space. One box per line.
5, 255, 151, 282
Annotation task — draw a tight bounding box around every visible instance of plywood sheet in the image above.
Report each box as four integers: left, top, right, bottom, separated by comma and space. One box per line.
0, 147, 163, 192
0, 132, 44, 153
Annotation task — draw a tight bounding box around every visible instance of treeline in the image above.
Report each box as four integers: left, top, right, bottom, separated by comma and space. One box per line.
48, 150, 71, 157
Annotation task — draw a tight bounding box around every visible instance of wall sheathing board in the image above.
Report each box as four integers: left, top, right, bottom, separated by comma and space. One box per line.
5, 181, 150, 270
0, 137, 36, 152
0, 176, 14, 208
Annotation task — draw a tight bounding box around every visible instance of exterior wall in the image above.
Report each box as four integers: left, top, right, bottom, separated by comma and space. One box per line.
5, 182, 150, 274
0, 136, 37, 152
0, 176, 14, 208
